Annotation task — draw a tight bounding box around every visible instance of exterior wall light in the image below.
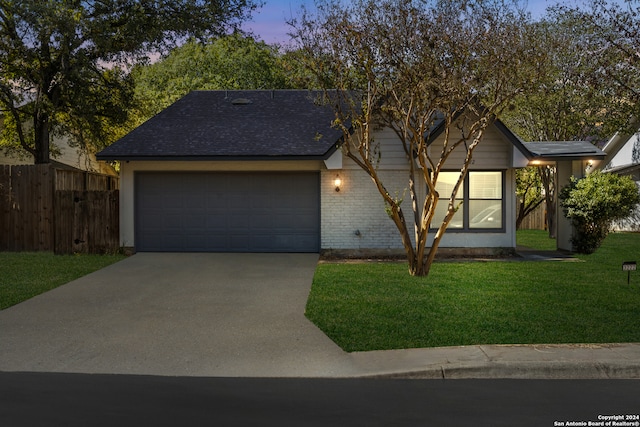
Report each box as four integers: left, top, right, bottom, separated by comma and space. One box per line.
586, 159, 594, 171
334, 175, 342, 192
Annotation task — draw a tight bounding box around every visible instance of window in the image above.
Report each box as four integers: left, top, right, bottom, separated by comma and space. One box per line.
431, 171, 504, 231
433, 172, 464, 229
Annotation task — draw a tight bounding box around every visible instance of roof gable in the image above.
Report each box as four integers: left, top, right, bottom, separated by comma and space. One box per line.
425, 113, 531, 160
97, 90, 345, 160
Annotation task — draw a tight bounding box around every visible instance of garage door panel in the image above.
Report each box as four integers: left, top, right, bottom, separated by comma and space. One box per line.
228, 212, 250, 228
135, 172, 319, 252
230, 234, 251, 251
206, 213, 227, 228
162, 213, 184, 229
184, 214, 206, 229
183, 195, 205, 209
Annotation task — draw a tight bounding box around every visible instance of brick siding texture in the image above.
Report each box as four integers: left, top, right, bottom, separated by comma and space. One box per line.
321, 169, 413, 250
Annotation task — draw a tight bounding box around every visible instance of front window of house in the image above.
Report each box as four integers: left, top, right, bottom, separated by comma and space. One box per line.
431, 171, 504, 231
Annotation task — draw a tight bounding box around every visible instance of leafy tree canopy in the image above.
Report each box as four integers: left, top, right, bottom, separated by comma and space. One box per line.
131, 34, 300, 124
502, 16, 623, 143
0, 0, 260, 163
554, 0, 640, 133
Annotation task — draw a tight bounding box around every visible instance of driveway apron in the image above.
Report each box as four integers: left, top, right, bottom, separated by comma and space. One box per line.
0, 253, 356, 377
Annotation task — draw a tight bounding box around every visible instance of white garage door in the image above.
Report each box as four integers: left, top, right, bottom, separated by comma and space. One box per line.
135, 172, 320, 252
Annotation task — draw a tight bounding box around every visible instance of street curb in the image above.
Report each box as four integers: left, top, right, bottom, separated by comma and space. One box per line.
359, 362, 640, 379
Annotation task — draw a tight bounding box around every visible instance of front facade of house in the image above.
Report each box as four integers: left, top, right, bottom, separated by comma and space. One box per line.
323, 124, 528, 255
115, 128, 524, 254
98, 90, 571, 255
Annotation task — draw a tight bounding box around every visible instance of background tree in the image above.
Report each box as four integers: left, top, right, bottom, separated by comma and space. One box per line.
559, 171, 640, 254
291, 0, 548, 276
515, 167, 545, 230
0, 0, 259, 164
558, 0, 640, 129
131, 34, 296, 124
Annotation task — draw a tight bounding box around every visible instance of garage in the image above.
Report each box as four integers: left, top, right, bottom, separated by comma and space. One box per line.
96, 90, 346, 253
135, 172, 320, 252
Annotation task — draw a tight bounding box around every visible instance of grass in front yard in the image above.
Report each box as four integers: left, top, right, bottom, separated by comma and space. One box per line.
306, 231, 640, 352
0, 252, 126, 310
516, 229, 557, 250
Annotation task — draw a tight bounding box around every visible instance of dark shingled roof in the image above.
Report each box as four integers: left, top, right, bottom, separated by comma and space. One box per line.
97, 90, 347, 160
524, 141, 606, 161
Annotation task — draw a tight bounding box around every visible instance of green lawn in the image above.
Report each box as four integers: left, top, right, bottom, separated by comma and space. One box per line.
0, 252, 126, 310
515, 229, 558, 250
306, 231, 640, 352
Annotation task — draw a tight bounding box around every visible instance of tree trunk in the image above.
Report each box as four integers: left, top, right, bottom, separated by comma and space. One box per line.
516, 201, 525, 230
539, 166, 556, 239
33, 115, 50, 164
516, 198, 544, 230
546, 198, 557, 239
408, 255, 430, 276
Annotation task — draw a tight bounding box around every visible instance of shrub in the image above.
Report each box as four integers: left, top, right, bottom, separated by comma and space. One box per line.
559, 171, 640, 253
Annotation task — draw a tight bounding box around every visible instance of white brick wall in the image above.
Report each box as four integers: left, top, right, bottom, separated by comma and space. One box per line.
321, 167, 413, 250
320, 161, 516, 251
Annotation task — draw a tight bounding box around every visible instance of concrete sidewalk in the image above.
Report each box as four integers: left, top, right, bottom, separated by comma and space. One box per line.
0, 253, 638, 379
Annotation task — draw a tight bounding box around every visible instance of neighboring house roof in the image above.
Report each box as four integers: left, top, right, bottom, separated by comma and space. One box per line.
524, 141, 606, 161
597, 125, 640, 174
604, 162, 640, 175
599, 118, 640, 167
1, 143, 117, 176
97, 90, 347, 161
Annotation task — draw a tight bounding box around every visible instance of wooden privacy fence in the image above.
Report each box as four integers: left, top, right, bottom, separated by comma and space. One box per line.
0, 164, 119, 254
517, 199, 547, 230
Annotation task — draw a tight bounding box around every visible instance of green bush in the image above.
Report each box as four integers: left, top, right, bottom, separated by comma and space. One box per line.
559, 171, 640, 253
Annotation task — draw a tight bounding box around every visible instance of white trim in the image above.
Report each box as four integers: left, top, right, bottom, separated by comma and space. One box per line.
323, 149, 343, 169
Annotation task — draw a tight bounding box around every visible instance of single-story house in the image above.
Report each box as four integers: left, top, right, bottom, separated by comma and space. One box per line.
97, 90, 604, 254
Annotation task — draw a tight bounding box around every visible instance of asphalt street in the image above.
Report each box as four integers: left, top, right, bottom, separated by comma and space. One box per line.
1, 373, 639, 427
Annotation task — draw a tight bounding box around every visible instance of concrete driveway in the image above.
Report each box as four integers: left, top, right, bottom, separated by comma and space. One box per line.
0, 253, 357, 377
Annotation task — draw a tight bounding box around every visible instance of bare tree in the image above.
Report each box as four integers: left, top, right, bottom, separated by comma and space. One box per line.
291, 0, 547, 276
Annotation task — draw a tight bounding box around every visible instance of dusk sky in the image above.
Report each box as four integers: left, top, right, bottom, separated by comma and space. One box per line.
242, 0, 560, 45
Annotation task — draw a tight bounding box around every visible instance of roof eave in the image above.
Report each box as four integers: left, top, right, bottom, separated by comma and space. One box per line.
96, 154, 336, 162
493, 119, 533, 160
529, 154, 607, 162
96, 140, 344, 162
603, 162, 640, 174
